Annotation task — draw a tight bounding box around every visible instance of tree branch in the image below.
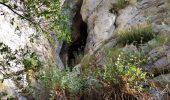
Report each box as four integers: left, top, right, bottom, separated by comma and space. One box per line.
0, 2, 37, 25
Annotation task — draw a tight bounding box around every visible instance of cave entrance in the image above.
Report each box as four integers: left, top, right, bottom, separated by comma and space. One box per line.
67, 20, 87, 67
59, 0, 88, 68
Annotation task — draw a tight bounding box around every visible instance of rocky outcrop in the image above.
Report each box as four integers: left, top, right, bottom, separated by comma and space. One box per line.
149, 73, 170, 100
0, 4, 53, 99
80, 0, 170, 53
143, 45, 170, 75
1, 0, 170, 99
117, 0, 170, 29
81, 0, 117, 53
80, 0, 170, 67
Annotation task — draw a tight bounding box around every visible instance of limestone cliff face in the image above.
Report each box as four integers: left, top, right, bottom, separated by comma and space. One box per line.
0, 0, 170, 99
81, 0, 170, 51
81, 0, 117, 52
0, 4, 54, 99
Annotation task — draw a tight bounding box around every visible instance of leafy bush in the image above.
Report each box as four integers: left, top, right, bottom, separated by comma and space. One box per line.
22, 52, 41, 71
98, 49, 148, 92
39, 64, 102, 99
1, 0, 71, 42
138, 32, 170, 55
39, 67, 86, 95
0, 43, 16, 67
113, 0, 137, 10
39, 50, 149, 99
118, 53, 146, 91
116, 0, 127, 9
117, 22, 154, 46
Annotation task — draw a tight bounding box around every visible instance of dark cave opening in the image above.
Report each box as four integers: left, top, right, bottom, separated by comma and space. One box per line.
59, 0, 88, 68
67, 20, 88, 67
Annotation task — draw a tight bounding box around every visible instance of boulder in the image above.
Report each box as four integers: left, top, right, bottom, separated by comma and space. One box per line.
143, 45, 170, 74
81, 0, 117, 53
149, 73, 170, 100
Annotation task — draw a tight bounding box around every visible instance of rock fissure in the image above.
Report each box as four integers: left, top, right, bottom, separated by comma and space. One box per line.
59, 0, 88, 68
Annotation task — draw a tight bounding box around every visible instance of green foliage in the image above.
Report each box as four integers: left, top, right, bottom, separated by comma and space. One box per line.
41, 0, 71, 42
0, 42, 42, 83
139, 32, 170, 55
23, 52, 41, 71
1, 0, 71, 42
116, 52, 147, 88
0, 92, 8, 99
116, 0, 127, 9
39, 64, 102, 99
117, 22, 154, 46
60, 72, 85, 94
40, 49, 149, 99
1, 0, 8, 3
0, 42, 16, 67
98, 49, 148, 92
39, 66, 86, 95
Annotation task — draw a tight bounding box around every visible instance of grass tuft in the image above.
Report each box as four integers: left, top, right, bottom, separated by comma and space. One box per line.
117, 22, 154, 46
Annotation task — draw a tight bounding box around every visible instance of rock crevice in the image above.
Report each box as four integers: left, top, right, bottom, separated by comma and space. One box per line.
59, 0, 88, 68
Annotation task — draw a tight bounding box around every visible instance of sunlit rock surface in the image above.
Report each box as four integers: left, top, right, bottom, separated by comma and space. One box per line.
0, 4, 54, 99
81, 0, 117, 52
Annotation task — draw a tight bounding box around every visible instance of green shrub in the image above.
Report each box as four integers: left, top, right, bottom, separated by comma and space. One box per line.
0, 42, 17, 68
116, 0, 127, 9
60, 71, 85, 94
138, 32, 170, 55
2, 0, 71, 43
39, 67, 86, 95
117, 22, 154, 46
39, 64, 102, 99
23, 52, 41, 71
0, 92, 8, 99
116, 52, 147, 88
99, 49, 148, 92
39, 48, 150, 98
114, 0, 137, 10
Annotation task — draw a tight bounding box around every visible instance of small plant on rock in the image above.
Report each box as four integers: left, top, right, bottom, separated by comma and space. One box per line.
22, 52, 41, 71
116, 0, 127, 9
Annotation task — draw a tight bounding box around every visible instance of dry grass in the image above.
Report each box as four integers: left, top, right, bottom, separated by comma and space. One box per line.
117, 22, 154, 46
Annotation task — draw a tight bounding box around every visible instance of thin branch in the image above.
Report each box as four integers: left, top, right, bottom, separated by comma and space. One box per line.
0, 2, 37, 25
0, 2, 49, 36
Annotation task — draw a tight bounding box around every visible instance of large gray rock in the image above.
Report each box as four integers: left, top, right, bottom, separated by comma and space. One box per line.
117, 0, 170, 32
81, 0, 117, 53
149, 74, 170, 100
0, 4, 54, 99
143, 45, 170, 74
153, 73, 170, 88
